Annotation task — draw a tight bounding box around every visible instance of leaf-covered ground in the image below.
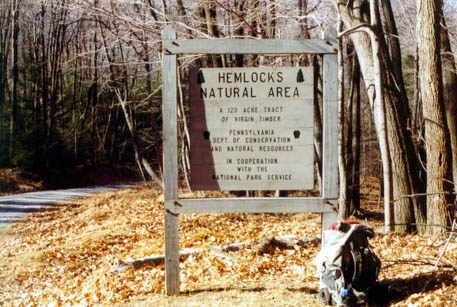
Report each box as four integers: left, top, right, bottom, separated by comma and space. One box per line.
0, 183, 456, 306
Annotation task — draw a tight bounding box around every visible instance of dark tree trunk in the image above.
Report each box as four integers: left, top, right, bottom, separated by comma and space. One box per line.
235, 0, 246, 67
298, 0, 310, 66
352, 54, 361, 212
10, 0, 19, 159
347, 44, 361, 214
440, 12, 457, 194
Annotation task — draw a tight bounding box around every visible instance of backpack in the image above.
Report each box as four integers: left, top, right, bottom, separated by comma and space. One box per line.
315, 221, 381, 306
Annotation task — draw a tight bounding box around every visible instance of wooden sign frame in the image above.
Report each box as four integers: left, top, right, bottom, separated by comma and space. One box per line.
162, 26, 338, 295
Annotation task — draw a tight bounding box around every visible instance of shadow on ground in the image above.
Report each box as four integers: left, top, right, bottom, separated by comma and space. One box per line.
180, 284, 318, 297
377, 271, 456, 306
182, 286, 267, 296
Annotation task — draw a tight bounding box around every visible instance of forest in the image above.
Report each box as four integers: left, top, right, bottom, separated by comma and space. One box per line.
1, 0, 457, 236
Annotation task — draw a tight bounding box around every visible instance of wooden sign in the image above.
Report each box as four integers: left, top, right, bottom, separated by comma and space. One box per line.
190, 67, 314, 190
162, 26, 338, 296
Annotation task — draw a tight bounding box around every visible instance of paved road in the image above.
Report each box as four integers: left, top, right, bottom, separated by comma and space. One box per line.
0, 183, 138, 231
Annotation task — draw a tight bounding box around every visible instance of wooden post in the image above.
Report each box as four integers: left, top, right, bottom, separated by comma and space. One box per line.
322, 26, 338, 232
162, 27, 180, 296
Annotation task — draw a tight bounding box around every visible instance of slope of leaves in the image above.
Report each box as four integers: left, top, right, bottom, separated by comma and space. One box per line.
0, 168, 44, 196
0, 184, 456, 306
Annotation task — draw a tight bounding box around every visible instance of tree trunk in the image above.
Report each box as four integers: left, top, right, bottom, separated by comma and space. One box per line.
197, 1, 210, 67
176, 0, 192, 38
10, 0, 19, 160
90, 32, 98, 165
234, 0, 246, 67
351, 54, 361, 212
381, 0, 408, 101
337, 20, 349, 220
144, 51, 163, 175
313, 56, 323, 185
269, 0, 277, 38
298, 0, 311, 66
439, 12, 457, 194
40, 3, 49, 165
369, 0, 393, 232
203, 0, 223, 67
248, 0, 260, 66
347, 44, 361, 214
417, 0, 452, 235
0, 2, 10, 162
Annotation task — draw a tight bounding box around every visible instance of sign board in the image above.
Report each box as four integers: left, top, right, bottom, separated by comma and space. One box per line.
190, 67, 314, 191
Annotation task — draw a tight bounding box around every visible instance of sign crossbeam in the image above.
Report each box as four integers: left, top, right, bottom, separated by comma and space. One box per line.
163, 38, 337, 55
170, 197, 337, 214
162, 26, 338, 296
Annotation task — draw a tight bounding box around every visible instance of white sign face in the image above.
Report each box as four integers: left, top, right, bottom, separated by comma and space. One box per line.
190, 67, 314, 191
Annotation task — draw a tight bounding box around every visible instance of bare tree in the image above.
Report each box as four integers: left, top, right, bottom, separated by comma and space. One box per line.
332, 0, 426, 233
